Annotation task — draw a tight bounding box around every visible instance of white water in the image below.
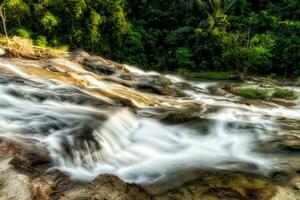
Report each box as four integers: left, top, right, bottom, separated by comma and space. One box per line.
53, 108, 274, 185
0, 78, 275, 186
0, 58, 299, 189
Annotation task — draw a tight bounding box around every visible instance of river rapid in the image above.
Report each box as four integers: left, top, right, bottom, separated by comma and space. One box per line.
0, 51, 300, 194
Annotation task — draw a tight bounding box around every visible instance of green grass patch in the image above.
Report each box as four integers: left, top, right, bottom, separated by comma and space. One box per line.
234, 87, 298, 100
272, 88, 298, 100
234, 88, 270, 99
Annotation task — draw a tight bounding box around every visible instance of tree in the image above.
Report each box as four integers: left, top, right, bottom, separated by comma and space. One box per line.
0, 0, 8, 38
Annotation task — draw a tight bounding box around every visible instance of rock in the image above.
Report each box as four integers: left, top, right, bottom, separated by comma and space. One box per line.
70, 49, 90, 62
0, 48, 5, 56
278, 136, 300, 151
0, 168, 33, 200
173, 82, 194, 90
137, 103, 208, 124
133, 83, 184, 96
156, 171, 276, 200
0, 137, 50, 166
271, 98, 297, 107
56, 174, 151, 200
271, 172, 300, 200
82, 59, 116, 75
135, 74, 171, 87
132, 74, 186, 96
209, 87, 227, 96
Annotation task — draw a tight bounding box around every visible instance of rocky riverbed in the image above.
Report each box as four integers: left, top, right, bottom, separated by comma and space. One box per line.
0, 50, 300, 200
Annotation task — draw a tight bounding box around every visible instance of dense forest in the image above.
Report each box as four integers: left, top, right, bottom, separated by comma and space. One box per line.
0, 0, 299, 77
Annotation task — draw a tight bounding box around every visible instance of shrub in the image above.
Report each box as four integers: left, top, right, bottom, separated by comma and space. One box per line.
234, 87, 298, 100
272, 88, 298, 100
40, 12, 59, 31
175, 47, 195, 68
34, 36, 48, 47
14, 28, 31, 38
234, 88, 270, 99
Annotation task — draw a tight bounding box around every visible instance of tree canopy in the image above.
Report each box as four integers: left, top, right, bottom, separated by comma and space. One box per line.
1, 0, 299, 77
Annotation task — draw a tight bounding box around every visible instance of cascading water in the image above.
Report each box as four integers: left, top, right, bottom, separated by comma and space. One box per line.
0, 58, 299, 193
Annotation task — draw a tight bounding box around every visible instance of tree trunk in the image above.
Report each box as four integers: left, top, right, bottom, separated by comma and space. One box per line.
0, 4, 8, 39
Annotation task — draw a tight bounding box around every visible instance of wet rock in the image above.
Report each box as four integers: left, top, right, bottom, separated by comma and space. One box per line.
83, 59, 116, 75
0, 137, 50, 166
173, 81, 194, 90
0, 168, 33, 200
204, 187, 245, 200
51, 174, 151, 200
0, 48, 5, 56
137, 103, 208, 124
271, 172, 300, 200
243, 99, 275, 108
135, 74, 171, 87
277, 135, 300, 151
69, 49, 90, 62
133, 83, 184, 96
132, 74, 186, 96
156, 171, 276, 200
271, 98, 297, 107
102, 76, 132, 87
209, 87, 227, 96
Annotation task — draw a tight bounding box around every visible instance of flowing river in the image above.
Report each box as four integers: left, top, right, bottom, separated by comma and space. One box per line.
0, 52, 300, 194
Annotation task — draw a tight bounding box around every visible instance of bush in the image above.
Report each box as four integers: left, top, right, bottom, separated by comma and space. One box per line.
272, 88, 298, 100
14, 28, 31, 38
40, 12, 59, 31
234, 87, 298, 100
175, 47, 195, 68
234, 88, 270, 99
34, 36, 48, 47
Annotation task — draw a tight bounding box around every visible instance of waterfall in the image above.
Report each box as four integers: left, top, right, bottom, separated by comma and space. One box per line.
0, 57, 299, 190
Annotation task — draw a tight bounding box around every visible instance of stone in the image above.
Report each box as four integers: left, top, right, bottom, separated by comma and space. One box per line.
0, 168, 33, 200
0, 48, 5, 56
83, 59, 116, 75
0, 137, 50, 166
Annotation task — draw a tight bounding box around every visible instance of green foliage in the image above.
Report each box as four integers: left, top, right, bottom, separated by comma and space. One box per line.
0, 0, 299, 76
14, 28, 31, 38
234, 88, 271, 99
272, 88, 298, 100
34, 35, 48, 47
234, 87, 298, 100
40, 12, 59, 32
176, 48, 194, 68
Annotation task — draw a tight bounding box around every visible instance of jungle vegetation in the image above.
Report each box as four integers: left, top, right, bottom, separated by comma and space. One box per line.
0, 0, 299, 77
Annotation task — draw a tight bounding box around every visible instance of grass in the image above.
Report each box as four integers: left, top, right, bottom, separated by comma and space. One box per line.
272, 88, 298, 100
176, 68, 236, 80
234, 88, 270, 99
234, 87, 298, 100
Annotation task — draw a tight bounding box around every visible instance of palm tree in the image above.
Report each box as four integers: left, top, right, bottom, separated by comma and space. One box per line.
194, 0, 237, 17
